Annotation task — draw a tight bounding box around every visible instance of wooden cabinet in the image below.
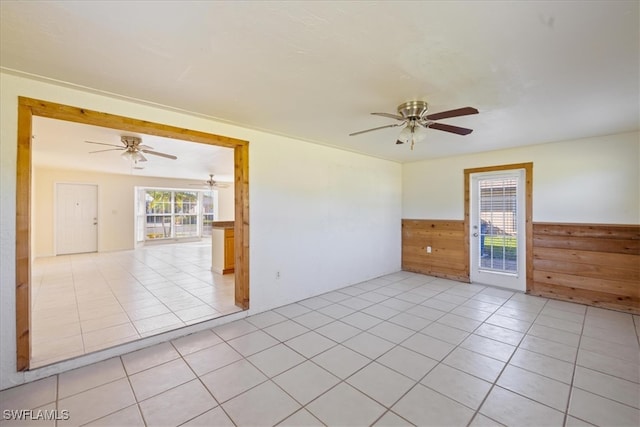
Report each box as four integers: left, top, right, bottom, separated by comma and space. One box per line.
224, 228, 235, 272
212, 225, 234, 274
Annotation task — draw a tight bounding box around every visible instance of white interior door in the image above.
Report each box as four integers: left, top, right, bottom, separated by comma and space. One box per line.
470, 169, 525, 291
56, 183, 98, 255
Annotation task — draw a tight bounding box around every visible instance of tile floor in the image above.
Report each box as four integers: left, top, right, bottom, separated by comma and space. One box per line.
4, 271, 639, 426
31, 242, 240, 368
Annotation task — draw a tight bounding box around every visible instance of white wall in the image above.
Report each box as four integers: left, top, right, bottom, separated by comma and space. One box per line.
403, 132, 640, 224
217, 184, 235, 221
33, 166, 235, 257
0, 72, 402, 389
250, 135, 402, 312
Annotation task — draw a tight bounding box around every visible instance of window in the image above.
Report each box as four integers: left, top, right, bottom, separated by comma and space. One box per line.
478, 177, 518, 273
146, 190, 174, 239
136, 187, 217, 241
173, 191, 199, 238
202, 192, 215, 237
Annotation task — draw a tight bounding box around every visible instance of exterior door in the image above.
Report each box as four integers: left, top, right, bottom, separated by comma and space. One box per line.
470, 169, 525, 291
56, 183, 98, 255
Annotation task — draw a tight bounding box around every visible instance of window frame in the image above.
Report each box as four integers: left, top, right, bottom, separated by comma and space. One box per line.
136, 187, 218, 242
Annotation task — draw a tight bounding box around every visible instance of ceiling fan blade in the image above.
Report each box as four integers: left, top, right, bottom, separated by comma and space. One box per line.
89, 148, 125, 153
425, 107, 479, 121
371, 112, 405, 121
141, 149, 178, 160
349, 122, 405, 136
138, 144, 154, 150
85, 140, 124, 148
428, 122, 474, 135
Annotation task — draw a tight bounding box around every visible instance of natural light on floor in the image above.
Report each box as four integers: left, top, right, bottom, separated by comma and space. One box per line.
30, 242, 240, 368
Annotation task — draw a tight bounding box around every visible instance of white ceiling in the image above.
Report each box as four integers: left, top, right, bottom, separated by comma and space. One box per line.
2, 1, 638, 166
31, 117, 235, 181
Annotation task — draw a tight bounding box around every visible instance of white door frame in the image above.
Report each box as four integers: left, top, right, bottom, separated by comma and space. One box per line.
464, 163, 533, 292
469, 169, 525, 291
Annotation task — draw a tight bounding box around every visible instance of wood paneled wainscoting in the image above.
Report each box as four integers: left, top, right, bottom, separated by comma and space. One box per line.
531, 223, 640, 314
402, 220, 468, 282
402, 220, 640, 314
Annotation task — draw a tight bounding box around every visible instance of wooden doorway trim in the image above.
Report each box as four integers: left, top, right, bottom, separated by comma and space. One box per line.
15, 97, 250, 371
463, 163, 533, 291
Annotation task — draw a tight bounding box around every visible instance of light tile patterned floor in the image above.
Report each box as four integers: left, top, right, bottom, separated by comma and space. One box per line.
30, 242, 239, 368
4, 271, 639, 426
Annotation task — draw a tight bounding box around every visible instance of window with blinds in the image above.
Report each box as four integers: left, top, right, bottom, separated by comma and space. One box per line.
478, 177, 518, 273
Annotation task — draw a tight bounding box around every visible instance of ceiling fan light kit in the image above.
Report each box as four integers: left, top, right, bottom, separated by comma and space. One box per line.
350, 100, 478, 150
397, 121, 427, 150
121, 149, 147, 162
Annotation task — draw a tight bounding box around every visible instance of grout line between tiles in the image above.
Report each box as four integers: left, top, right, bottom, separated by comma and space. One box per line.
560, 304, 587, 427
13, 271, 639, 427
461, 292, 561, 425
30, 243, 237, 368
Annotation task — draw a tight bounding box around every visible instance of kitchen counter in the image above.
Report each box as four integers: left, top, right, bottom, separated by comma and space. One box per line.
211, 221, 234, 229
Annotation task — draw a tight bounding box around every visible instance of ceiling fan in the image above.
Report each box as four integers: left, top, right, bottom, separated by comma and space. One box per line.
350, 101, 479, 150
190, 174, 230, 190
85, 136, 178, 167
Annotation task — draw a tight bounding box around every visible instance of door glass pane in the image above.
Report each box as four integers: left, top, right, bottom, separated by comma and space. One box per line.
479, 177, 518, 273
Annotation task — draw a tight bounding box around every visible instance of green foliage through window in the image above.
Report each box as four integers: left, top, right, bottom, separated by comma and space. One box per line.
143, 189, 214, 240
